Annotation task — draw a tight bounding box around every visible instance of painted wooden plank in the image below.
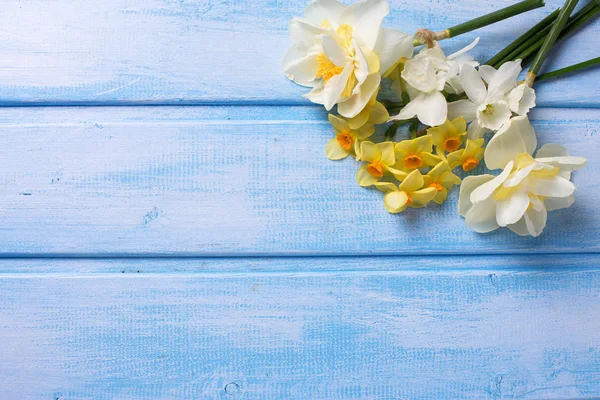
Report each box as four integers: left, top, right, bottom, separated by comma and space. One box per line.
0, 106, 597, 256
0, 0, 597, 107
0, 255, 599, 399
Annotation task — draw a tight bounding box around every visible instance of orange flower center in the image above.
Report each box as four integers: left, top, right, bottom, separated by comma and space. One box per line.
443, 137, 461, 152
366, 162, 384, 178
428, 182, 443, 192
406, 193, 413, 205
404, 154, 423, 170
462, 157, 479, 172
336, 131, 354, 151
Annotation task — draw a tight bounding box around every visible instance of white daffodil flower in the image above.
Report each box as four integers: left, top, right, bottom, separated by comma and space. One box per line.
390, 38, 479, 127
458, 116, 586, 237
282, 0, 414, 118
448, 60, 529, 139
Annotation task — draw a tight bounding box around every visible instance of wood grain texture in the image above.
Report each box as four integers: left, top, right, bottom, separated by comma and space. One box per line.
1, 255, 599, 399
0, 0, 597, 107
0, 106, 596, 256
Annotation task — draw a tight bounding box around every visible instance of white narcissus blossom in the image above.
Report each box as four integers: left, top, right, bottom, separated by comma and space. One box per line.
282, 0, 414, 118
448, 60, 535, 139
390, 38, 479, 127
458, 116, 586, 237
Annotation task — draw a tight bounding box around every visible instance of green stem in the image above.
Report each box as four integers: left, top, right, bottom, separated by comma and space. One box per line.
522, 3, 599, 66
448, 0, 546, 37
536, 56, 600, 80
496, 1, 597, 68
485, 8, 560, 66
528, 0, 581, 82
413, 0, 545, 45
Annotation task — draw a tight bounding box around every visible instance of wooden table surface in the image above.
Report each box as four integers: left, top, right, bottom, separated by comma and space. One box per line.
0, 0, 599, 398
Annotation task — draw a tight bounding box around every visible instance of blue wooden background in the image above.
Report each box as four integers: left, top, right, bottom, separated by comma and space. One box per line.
0, 0, 599, 398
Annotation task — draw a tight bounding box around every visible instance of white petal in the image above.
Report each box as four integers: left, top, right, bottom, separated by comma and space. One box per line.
487, 60, 522, 98
470, 160, 514, 203
495, 183, 530, 227
289, 17, 327, 46
416, 91, 447, 126
467, 119, 487, 140
459, 63, 487, 105
304, 0, 346, 27
535, 143, 569, 158
507, 217, 530, 236
320, 62, 354, 110
524, 206, 547, 237
282, 45, 319, 86
458, 175, 495, 217
390, 93, 424, 121
530, 176, 575, 198
503, 163, 536, 188
375, 28, 414, 74
339, 0, 389, 49
447, 37, 480, 60
402, 57, 438, 93
448, 99, 477, 122
508, 84, 536, 115
465, 197, 500, 233
322, 35, 348, 66
544, 195, 575, 211
478, 65, 497, 84
338, 73, 381, 118
484, 116, 537, 170
476, 100, 511, 131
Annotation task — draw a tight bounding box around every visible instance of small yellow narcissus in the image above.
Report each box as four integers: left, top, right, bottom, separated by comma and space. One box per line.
326, 114, 375, 161
427, 117, 467, 157
374, 169, 438, 213
356, 141, 406, 187
447, 139, 485, 172
394, 135, 441, 173
423, 162, 462, 204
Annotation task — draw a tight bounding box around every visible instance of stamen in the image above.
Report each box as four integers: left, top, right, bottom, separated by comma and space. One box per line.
404, 155, 423, 170
483, 104, 494, 115
366, 162, 384, 178
316, 54, 344, 82
336, 131, 354, 151
462, 157, 479, 171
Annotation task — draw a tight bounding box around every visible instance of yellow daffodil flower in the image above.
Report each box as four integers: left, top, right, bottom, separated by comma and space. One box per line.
447, 139, 485, 172
346, 90, 390, 130
394, 135, 441, 173
427, 117, 467, 157
326, 114, 375, 160
423, 162, 462, 204
374, 169, 438, 213
356, 141, 406, 186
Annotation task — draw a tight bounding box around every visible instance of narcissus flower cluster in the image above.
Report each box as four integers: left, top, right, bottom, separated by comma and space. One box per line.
284, 0, 587, 237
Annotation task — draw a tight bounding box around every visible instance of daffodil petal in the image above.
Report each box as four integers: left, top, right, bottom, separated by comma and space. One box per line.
495, 184, 530, 227
328, 114, 350, 132
356, 164, 380, 186
458, 174, 494, 217
470, 161, 514, 204
374, 181, 397, 193
379, 141, 395, 166
530, 176, 575, 198
304, 0, 346, 27
339, 0, 389, 50
322, 35, 348, 67
544, 195, 575, 211
410, 187, 438, 207
384, 190, 409, 213
465, 196, 500, 233
337, 73, 381, 118
448, 99, 477, 122
326, 137, 350, 160
507, 217, 530, 236
282, 45, 319, 86
487, 60, 521, 98
399, 169, 424, 192
416, 91, 447, 127
478, 65, 497, 84
375, 28, 414, 75
484, 116, 537, 170
368, 101, 390, 124
289, 17, 328, 46
360, 141, 380, 162
524, 205, 547, 237
460, 63, 487, 105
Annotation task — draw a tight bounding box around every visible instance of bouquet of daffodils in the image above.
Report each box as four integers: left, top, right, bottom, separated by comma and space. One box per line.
284, 0, 598, 237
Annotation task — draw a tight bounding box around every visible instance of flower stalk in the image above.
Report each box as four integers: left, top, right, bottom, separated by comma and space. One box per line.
536, 56, 600, 81
413, 0, 545, 46
485, 8, 560, 67
527, 0, 582, 85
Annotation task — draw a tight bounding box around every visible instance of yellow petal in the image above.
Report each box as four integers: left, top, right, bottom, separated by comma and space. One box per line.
446, 149, 464, 169
368, 101, 389, 125
386, 166, 408, 181
413, 135, 433, 154
347, 108, 370, 130
326, 137, 350, 160
451, 117, 467, 134
432, 188, 449, 204
379, 141, 395, 166
399, 169, 424, 193
384, 191, 409, 213
439, 171, 462, 187
355, 124, 375, 140
410, 187, 438, 208
356, 164, 380, 187
360, 141, 380, 163
395, 139, 416, 157
328, 114, 349, 132
421, 152, 442, 167
428, 161, 450, 180
374, 182, 398, 193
